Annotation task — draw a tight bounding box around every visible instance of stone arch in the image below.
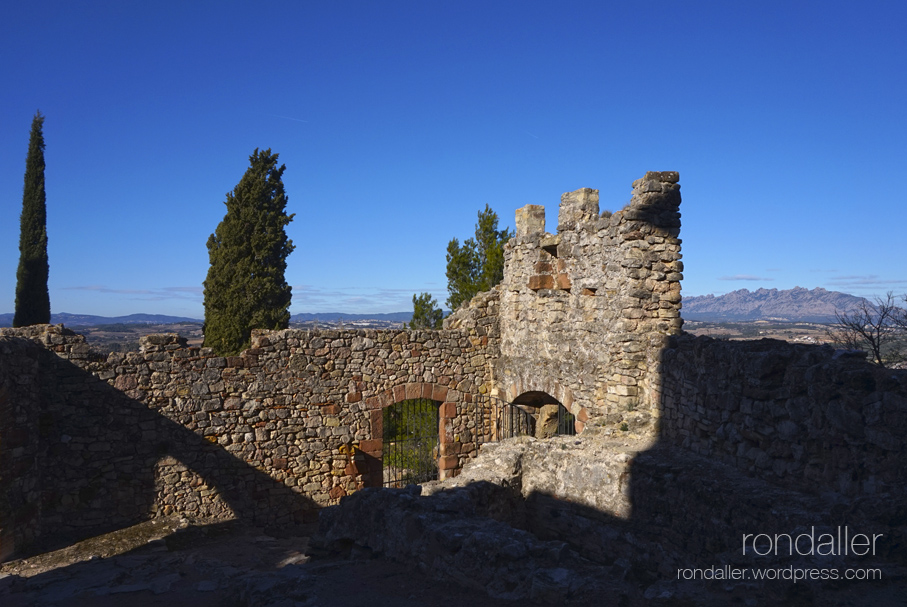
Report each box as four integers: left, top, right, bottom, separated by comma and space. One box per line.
357, 382, 472, 483
503, 380, 588, 434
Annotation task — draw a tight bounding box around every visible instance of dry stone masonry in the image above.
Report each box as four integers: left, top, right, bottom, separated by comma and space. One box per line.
0, 323, 497, 558
3, 169, 906, 600
449, 172, 683, 434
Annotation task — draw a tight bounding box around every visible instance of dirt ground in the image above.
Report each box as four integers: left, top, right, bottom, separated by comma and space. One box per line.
0, 518, 514, 607
3, 517, 905, 606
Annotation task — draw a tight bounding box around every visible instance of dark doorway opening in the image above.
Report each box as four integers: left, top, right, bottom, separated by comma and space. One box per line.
382, 398, 440, 487
497, 391, 576, 439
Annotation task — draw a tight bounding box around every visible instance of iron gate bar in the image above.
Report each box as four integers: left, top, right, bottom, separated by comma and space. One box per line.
382, 398, 440, 487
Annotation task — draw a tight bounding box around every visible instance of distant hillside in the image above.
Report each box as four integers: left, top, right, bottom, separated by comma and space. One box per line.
0, 311, 418, 328
0, 312, 202, 328
683, 287, 866, 322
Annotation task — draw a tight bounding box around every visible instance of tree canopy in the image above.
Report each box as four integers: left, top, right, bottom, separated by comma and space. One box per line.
203, 149, 295, 355
407, 292, 444, 329
445, 204, 512, 311
14, 111, 51, 327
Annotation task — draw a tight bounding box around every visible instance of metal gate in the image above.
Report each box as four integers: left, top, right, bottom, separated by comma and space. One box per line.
382, 398, 440, 487
493, 397, 576, 440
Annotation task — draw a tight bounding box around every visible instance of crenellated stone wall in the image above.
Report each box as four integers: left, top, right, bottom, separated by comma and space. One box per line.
463, 172, 682, 433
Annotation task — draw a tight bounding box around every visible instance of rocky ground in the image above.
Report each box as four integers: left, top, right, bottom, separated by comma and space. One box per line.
0, 518, 509, 607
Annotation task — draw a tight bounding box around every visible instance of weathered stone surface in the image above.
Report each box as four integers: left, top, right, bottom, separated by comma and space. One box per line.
535, 404, 560, 439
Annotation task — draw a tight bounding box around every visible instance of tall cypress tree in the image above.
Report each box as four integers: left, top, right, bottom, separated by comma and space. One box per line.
203, 149, 295, 355
13, 111, 51, 327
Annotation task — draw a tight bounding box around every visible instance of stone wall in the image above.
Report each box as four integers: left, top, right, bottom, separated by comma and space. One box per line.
0, 322, 496, 557
660, 334, 907, 499
0, 337, 43, 560
478, 172, 682, 433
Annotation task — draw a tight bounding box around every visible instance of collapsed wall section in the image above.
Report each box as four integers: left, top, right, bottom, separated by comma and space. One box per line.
495, 172, 682, 433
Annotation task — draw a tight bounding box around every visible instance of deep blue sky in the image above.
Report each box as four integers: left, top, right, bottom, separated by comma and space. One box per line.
2, 1, 905, 317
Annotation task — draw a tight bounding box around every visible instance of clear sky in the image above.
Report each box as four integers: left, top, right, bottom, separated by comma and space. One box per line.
2, 1, 905, 318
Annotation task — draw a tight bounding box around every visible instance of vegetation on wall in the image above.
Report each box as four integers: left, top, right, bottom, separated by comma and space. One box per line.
203, 149, 295, 355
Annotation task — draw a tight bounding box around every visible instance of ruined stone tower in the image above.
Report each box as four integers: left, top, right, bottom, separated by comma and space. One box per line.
480, 172, 683, 433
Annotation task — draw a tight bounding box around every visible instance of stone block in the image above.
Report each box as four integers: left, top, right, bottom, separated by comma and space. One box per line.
515, 204, 545, 237
439, 455, 459, 470
359, 439, 382, 454
431, 384, 449, 402
529, 275, 555, 290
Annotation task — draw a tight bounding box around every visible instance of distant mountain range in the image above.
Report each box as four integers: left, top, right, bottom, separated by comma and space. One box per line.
0, 311, 417, 328
0, 288, 868, 327
682, 287, 866, 322
0, 312, 202, 328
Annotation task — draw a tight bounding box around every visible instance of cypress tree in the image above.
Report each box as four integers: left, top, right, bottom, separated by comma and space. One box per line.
13, 111, 51, 327
203, 149, 295, 355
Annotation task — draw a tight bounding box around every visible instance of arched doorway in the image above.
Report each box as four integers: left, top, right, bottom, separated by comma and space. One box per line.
382, 398, 440, 487
498, 391, 576, 438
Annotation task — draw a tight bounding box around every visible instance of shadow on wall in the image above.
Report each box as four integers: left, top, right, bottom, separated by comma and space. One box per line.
0, 337, 316, 560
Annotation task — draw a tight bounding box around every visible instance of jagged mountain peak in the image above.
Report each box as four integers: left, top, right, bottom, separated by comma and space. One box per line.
683, 287, 866, 322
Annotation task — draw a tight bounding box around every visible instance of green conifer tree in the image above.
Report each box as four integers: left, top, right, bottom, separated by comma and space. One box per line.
407, 292, 444, 329
203, 149, 295, 355
13, 111, 51, 327
445, 205, 512, 311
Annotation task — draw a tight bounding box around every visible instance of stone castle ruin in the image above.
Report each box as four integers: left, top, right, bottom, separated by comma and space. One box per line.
2, 172, 905, 601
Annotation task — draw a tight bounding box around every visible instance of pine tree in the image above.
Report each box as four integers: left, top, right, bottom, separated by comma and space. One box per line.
13, 111, 51, 327
407, 292, 443, 329
445, 205, 512, 311
203, 149, 295, 355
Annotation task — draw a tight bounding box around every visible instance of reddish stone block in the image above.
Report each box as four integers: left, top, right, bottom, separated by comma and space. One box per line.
393, 384, 406, 402
370, 422, 384, 444
114, 374, 137, 391
273, 457, 287, 470
575, 420, 585, 434
432, 385, 449, 402
439, 455, 459, 470
556, 273, 571, 290
344, 462, 364, 476
557, 258, 567, 272
440, 442, 461, 456
534, 261, 552, 273
330, 486, 347, 500
322, 404, 340, 415
421, 383, 432, 398
359, 438, 382, 454
439, 402, 457, 418
577, 407, 589, 422
405, 383, 421, 400
346, 392, 362, 403
529, 275, 554, 290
